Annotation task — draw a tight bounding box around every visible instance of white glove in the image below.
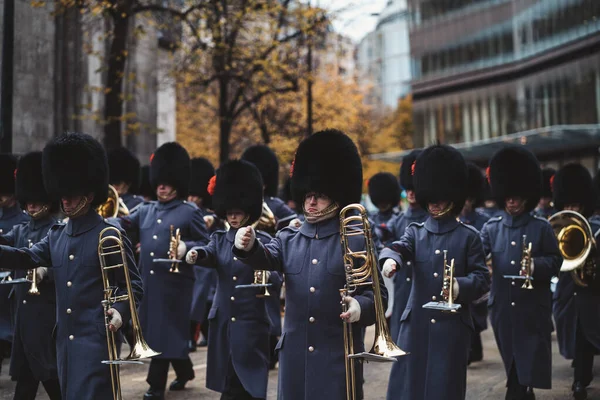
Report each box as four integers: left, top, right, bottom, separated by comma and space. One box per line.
452, 278, 459, 300
35, 267, 47, 282
382, 258, 398, 278
234, 226, 256, 251
340, 296, 361, 323
186, 249, 198, 265
288, 218, 302, 228
106, 308, 123, 332
176, 241, 187, 260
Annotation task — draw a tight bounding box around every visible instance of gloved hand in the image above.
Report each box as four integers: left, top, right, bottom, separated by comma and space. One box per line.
382, 258, 397, 278
186, 249, 198, 265
106, 308, 122, 332
176, 241, 187, 260
452, 278, 459, 300
288, 218, 302, 228
35, 267, 47, 283
340, 296, 361, 323
234, 226, 256, 251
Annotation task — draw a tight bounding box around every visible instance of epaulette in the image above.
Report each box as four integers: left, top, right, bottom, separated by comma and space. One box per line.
102, 218, 124, 230
458, 221, 480, 234
276, 225, 299, 236
256, 230, 274, 241
532, 215, 550, 223
406, 221, 425, 229
50, 221, 66, 231
486, 216, 503, 223
182, 200, 199, 210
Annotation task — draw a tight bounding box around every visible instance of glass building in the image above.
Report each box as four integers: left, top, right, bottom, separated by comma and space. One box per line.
373, 0, 600, 169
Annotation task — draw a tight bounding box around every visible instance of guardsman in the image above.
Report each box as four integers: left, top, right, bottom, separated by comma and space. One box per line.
551, 163, 600, 400
459, 162, 490, 364
117, 142, 209, 400
480, 180, 503, 219
138, 165, 155, 202
107, 147, 143, 211
0, 154, 29, 373
186, 160, 271, 400
481, 146, 561, 400
367, 172, 401, 246
533, 168, 556, 220
187, 157, 218, 351
1, 152, 60, 399
380, 144, 490, 400
0, 133, 142, 399
234, 129, 380, 400
280, 177, 298, 214
386, 149, 428, 343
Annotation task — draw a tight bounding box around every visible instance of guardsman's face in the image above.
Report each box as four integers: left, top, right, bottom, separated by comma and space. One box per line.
187, 195, 202, 208
227, 209, 247, 229
304, 192, 333, 214
0, 194, 15, 208
156, 184, 177, 203
564, 204, 582, 213
406, 190, 416, 205
505, 197, 526, 216
61, 194, 93, 216
26, 202, 46, 215
427, 201, 449, 215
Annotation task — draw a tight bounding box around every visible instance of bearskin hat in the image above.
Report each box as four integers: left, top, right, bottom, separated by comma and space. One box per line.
280, 177, 292, 203
108, 147, 141, 192
291, 129, 362, 208
42, 133, 108, 207
466, 163, 485, 208
150, 142, 191, 199
241, 145, 279, 197
138, 165, 155, 200
211, 160, 263, 223
541, 168, 556, 199
414, 144, 467, 214
399, 149, 421, 191
0, 154, 16, 195
16, 152, 55, 210
488, 145, 541, 213
553, 163, 595, 217
368, 172, 400, 208
189, 157, 215, 209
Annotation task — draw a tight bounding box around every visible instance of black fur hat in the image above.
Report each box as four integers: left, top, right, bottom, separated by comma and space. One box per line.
42, 133, 108, 207
399, 149, 422, 191
150, 142, 191, 199
553, 163, 595, 217
466, 163, 485, 208
280, 177, 292, 203
138, 165, 155, 199
541, 168, 556, 199
488, 145, 541, 213
0, 154, 16, 195
211, 160, 263, 223
241, 145, 279, 197
368, 172, 400, 208
108, 147, 141, 192
16, 152, 54, 209
414, 144, 467, 214
291, 129, 362, 208
189, 157, 215, 209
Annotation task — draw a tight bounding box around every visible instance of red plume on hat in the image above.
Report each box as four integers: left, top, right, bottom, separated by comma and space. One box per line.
149, 153, 155, 163
411, 161, 416, 176
207, 175, 217, 196
485, 166, 491, 185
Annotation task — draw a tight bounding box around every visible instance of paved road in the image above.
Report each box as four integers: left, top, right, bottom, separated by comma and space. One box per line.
1, 327, 599, 399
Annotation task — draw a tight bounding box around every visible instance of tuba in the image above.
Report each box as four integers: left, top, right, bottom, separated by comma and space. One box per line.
549, 210, 597, 287
97, 185, 130, 218
339, 204, 407, 400
98, 227, 161, 400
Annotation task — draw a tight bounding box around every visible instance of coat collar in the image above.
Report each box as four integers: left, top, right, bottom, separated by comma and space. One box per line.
66, 209, 103, 236
0, 204, 22, 220
156, 198, 184, 211
459, 210, 479, 226
300, 216, 340, 239
424, 215, 460, 234
28, 215, 55, 231
405, 205, 428, 220
501, 210, 532, 228
226, 227, 238, 242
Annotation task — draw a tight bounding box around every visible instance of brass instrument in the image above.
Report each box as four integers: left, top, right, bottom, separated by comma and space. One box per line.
98, 227, 161, 400
27, 240, 40, 295
339, 204, 407, 400
423, 250, 461, 312
97, 185, 130, 218
520, 235, 534, 289
0, 240, 37, 288
549, 210, 597, 287
169, 225, 181, 273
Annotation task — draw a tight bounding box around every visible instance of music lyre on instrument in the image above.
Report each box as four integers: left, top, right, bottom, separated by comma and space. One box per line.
98, 227, 160, 400
502, 235, 534, 289
423, 250, 462, 313
152, 225, 183, 273
340, 204, 407, 400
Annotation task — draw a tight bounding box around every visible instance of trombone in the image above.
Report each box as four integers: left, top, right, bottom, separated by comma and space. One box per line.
98, 227, 161, 400
339, 204, 407, 400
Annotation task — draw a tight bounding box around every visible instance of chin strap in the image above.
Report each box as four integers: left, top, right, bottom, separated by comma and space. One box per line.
27, 205, 50, 220
61, 196, 89, 218
429, 202, 455, 219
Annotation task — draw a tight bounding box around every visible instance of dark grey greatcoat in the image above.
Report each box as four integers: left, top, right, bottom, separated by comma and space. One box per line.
191, 228, 271, 398
481, 212, 561, 389
0, 209, 142, 400
553, 219, 600, 359
385, 206, 428, 342
190, 209, 218, 323
121, 193, 144, 211
118, 199, 209, 359
0, 205, 29, 343
380, 216, 490, 400
1, 216, 58, 382
234, 217, 381, 400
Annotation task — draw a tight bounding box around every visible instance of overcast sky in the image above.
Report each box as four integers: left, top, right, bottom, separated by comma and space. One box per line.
316, 0, 389, 43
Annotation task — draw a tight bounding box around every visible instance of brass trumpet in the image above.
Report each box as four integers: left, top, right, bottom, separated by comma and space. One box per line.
169, 225, 181, 273
27, 240, 40, 295
423, 250, 461, 312
98, 227, 160, 400
520, 235, 534, 289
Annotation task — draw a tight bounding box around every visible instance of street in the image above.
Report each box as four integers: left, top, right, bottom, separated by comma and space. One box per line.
1, 325, 598, 399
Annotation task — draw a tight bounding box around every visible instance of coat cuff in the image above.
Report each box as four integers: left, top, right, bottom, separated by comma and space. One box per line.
379, 248, 403, 270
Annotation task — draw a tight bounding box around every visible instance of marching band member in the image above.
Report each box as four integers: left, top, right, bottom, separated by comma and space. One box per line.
385, 149, 428, 343
2, 152, 60, 399
107, 146, 143, 210
552, 163, 600, 400
117, 142, 209, 399
481, 181, 503, 219
0, 133, 142, 399
186, 160, 271, 400
234, 129, 380, 400
138, 165, 155, 202
381, 144, 490, 400
459, 163, 490, 364
533, 168, 556, 220
481, 146, 560, 400
188, 157, 218, 351
0, 154, 29, 371
367, 172, 401, 246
